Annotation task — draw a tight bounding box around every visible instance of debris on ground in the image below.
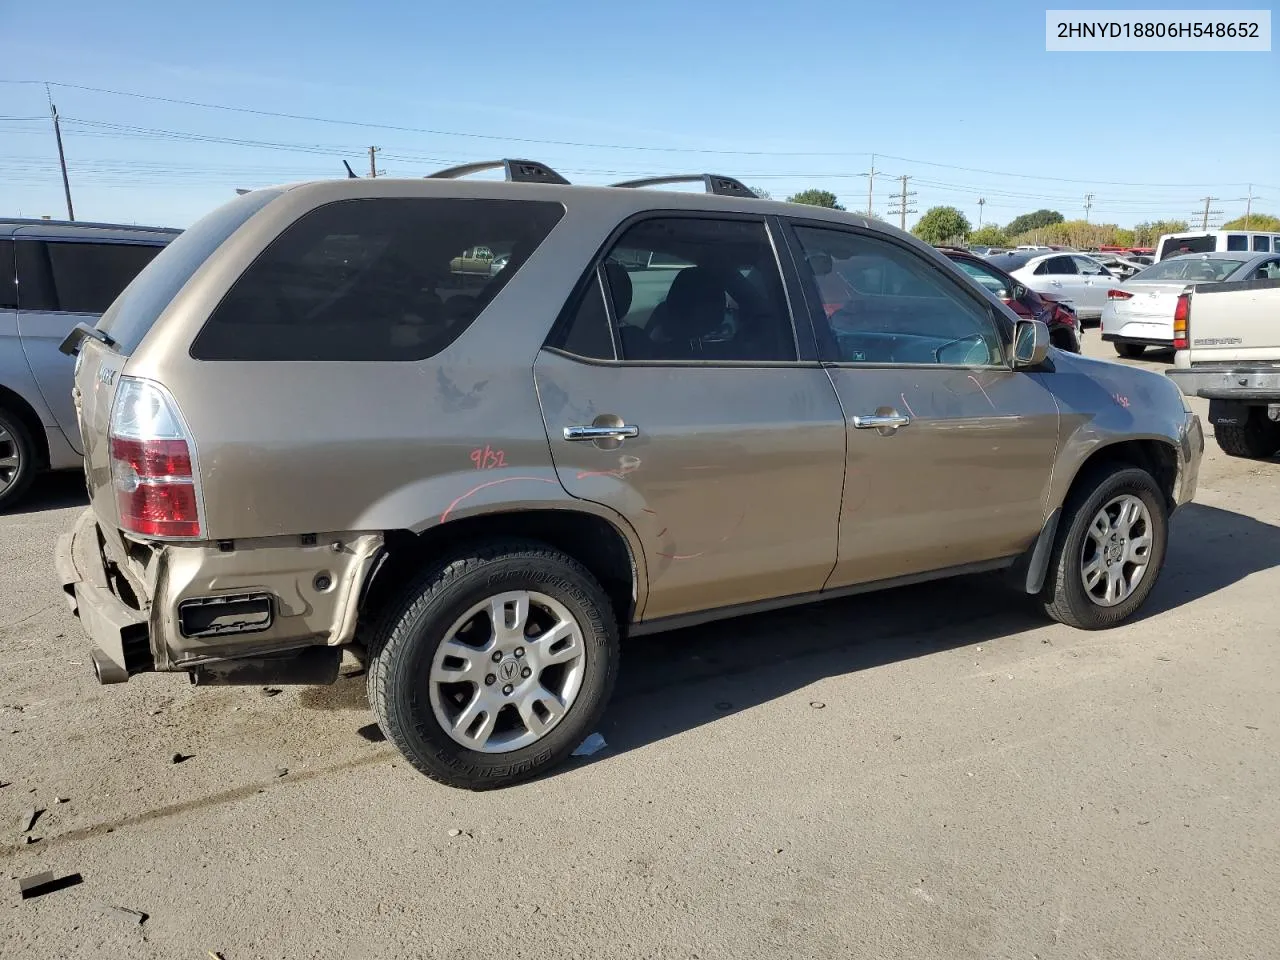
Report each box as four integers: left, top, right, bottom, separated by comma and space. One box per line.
448, 828, 462, 837
571, 732, 607, 757
55, 796, 68, 804
171, 752, 191, 764
104, 904, 149, 925
275, 767, 288, 778
262, 687, 282, 697
17, 871, 83, 900
24, 836, 40, 845
22, 807, 42, 832
809, 701, 826, 710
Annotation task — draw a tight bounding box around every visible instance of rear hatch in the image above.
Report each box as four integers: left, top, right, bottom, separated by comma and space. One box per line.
1186, 280, 1280, 365
66, 190, 282, 533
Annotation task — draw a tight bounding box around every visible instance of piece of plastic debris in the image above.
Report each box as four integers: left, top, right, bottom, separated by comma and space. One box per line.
18, 871, 82, 900
809, 701, 826, 710
22, 808, 41, 832
571, 732, 607, 757
55, 796, 68, 804
105, 905, 148, 925
24, 835, 40, 845
448, 828, 462, 837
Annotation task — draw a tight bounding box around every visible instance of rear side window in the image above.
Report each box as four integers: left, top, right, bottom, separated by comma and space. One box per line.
1226, 234, 1249, 251
1253, 236, 1271, 252
0, 240, 14, 309
192, 197, 565, 362
48, 242, 164, 314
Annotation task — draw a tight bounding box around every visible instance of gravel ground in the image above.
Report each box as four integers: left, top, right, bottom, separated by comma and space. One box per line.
2, 337, 1278, 960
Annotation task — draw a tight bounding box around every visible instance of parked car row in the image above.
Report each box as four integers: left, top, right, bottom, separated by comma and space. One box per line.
52, 160, 1201, 789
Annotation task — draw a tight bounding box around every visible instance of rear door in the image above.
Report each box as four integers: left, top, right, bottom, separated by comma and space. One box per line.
14, 236, 165, 452
534, 214, 847, 622
781, 221, 1059, 587
1033, 255, 1087, 313
1072, 255, 1118, 315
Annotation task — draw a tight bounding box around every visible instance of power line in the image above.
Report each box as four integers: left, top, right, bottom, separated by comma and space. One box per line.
886, 175, 917, 230
1194, 196, 1223, 230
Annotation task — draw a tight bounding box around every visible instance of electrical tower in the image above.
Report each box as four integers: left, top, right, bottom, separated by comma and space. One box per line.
886, 175, 917, 231
1084, 193, 1094, 223
1194, 196, 1222, 231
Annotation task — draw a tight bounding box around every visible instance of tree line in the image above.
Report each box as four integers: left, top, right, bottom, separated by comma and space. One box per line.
771, 189, 1280, 248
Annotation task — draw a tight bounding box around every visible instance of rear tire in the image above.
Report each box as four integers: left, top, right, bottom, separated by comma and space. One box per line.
0, 407, 37, 512
1215, 408, 1280, 460
1040, 466, 1168, 630
1114, 343, 1146, 359
366, 540, 620, 790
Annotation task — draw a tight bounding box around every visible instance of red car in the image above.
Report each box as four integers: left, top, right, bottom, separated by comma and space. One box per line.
937, 247, 1082, 352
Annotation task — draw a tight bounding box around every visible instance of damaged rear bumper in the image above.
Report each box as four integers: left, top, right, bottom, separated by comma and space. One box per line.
56, 507, 382, 687
55, 508, 150, 683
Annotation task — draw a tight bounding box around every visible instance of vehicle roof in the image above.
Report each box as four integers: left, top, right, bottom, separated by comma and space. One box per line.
0, 217, 181, 241
1163, 250, 1253, 261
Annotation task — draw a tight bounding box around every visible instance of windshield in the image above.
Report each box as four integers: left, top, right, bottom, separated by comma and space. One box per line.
1130, 255, 1247, 284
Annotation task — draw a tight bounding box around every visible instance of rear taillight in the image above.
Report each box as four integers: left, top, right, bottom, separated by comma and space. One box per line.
1107, 289, 1133, 300
109, 378, 202, 538
1173, 293, 1191, 351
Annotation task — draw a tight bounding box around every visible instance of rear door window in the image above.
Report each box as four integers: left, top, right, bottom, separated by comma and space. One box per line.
1226, 234, 1249, 251
1252, 236, 1271, 252
14, 240, 163, 314
192, 197, 565, 361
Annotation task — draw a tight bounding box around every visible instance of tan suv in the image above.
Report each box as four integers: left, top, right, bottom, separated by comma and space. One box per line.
57, 161, 1203, 789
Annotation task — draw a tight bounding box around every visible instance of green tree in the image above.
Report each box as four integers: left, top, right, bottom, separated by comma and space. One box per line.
1221, 212, 1280, 231
967, 224, 1008, 246
1113, 228, 1136, 247
787, 188, 844, 210
1004, 209, 1064, 236
1131, 219, 1189, 246
912, 206, 971, 245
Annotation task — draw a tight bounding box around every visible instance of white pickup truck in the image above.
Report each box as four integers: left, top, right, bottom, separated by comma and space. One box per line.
1167, 278, 1280, 459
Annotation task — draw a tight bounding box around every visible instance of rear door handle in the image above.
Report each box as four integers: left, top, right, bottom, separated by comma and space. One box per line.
564, 424, 640, 441
852, 413, 911, 430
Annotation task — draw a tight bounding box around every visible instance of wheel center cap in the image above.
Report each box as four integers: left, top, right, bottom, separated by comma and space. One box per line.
1106, 543, 1124, 563
497, 657, 522, 684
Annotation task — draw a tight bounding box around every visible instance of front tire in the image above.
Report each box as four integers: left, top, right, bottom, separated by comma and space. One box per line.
1114, 342, 1146, 359
367, 540, 619, 790
1040, 466, 1168, 630
0, 408, 37, 512
1215, 408, 1280, 459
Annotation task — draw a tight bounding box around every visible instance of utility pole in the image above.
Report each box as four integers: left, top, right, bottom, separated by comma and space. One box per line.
886, 175, 916, 231
1194, 196, 1222, 231
1245, 184, 1253, 228
368, 146, 381, 178
1084, 193, 1094, 223
864, 153, 879, 218
977, 197, 985, 227
47, 85, 74, 221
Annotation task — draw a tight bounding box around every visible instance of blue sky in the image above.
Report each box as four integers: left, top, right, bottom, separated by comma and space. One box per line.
1, 0, 1276, 229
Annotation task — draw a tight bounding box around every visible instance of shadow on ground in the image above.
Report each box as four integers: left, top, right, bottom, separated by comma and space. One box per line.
7, 470, 87, 516
591, 501, 1280, 764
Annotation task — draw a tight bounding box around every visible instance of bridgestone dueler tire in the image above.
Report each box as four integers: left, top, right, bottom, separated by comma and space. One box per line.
1039, 466, 1168, 630
0, 407, 37, 512
366, 540, 619, 790
1214, 409, 1280, 460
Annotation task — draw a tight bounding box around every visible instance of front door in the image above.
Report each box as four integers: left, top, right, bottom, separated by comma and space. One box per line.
783, 222, 1060, 588
534, 215, 847, 622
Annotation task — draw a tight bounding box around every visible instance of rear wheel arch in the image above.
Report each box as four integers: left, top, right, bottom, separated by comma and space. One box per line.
0, 384, 49, 470
358, 508, 643, 638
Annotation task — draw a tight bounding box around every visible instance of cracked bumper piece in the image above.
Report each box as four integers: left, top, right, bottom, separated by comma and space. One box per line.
56, 508, 150, 683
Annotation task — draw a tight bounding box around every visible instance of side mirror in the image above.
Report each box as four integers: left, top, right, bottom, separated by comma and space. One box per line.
1013, 319, 1050, 368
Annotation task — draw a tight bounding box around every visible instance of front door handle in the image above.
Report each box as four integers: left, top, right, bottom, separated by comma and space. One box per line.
852, 413, 911, 430
564, 424, 640, 441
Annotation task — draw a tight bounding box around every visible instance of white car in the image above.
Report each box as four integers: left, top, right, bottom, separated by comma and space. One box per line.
1007, 252, 1119, 323
1101, 252, 1280, 358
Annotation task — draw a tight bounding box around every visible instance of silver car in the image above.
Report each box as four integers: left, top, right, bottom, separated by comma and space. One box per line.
0, 219, 177, 509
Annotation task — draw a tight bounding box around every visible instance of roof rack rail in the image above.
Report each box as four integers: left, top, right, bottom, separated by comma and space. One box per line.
609, 174, 757, 198
426, 159, 570, 185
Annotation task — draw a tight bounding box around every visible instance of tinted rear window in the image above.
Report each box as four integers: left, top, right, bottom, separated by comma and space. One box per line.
98, 188, 280, 354
1159, 235, 1214, 260
191, 197, 565, 362
49, 241, 165, 313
